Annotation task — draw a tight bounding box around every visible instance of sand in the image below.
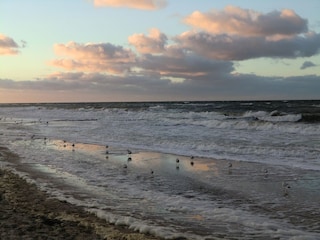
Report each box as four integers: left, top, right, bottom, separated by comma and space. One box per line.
1, 141, 320, 239
0, 147, 162, 240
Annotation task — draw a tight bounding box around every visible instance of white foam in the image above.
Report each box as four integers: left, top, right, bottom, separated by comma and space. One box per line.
1, 103, 320, 239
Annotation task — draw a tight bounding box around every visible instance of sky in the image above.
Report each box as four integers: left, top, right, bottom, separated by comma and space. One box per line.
1, 0, 320, 103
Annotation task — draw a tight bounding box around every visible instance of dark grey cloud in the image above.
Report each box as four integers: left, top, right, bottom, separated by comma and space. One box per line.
300, 61, 317, 70
1, 72, 320, 101
175, 31, 320, 61
137, 51, 234, 79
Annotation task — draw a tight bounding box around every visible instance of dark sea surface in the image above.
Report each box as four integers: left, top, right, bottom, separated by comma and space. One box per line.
1, 100, 320, 239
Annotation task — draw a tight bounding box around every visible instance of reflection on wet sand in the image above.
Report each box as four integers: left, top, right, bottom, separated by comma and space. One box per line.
3, 137, 320, 239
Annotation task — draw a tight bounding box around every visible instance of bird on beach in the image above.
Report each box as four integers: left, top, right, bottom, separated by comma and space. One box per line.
175, 158, 180, 170
282, 181, 291, 196
227, 162, 232, 174
190, 156, 194, 165
263, 168, 269, 178
127, 149, 132, 154
127, 157, 132, 161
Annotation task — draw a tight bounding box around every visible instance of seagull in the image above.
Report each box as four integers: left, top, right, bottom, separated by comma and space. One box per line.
227, 162, 232, 174
282, 181, 291, 196
263, 169, 269, 178
176, 158, 180, 170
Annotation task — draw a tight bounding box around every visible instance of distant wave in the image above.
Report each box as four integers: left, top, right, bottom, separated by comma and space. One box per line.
242, 110, 301, 123
51, 119, 98, 122
298, 114, 320, 123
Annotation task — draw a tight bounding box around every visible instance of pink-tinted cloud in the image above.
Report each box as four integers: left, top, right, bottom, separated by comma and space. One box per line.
50, 38, 235, 80
50, 41, 136, 74
0, 34, 21, 55
184, 6, 308, 37
93, 0, 166, 10
128, 28, 167, 54
177, 6, 320, 61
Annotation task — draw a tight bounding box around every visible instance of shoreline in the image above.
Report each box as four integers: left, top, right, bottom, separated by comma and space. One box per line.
0, 147, 162, 240
1, 141, 320, 239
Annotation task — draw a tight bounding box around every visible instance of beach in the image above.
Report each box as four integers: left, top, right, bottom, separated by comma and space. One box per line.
1, 142, 320, 239
0, 147, 161, 240
1, 101, 320, 239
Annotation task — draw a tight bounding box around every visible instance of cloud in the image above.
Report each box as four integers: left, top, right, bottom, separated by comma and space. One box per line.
0, 34, 21, 55
128, 28, 167, 54
178, 6, 320, 61
50, 41, 136, 74
175, 30, 320, 61
300, 61, 317, 70
184, 6, 308, 37
93, 0, 167, 10
137, 49, 234, 79
1, 72, 320, 101
43, 4, 320, 102
50, 37, 235, 80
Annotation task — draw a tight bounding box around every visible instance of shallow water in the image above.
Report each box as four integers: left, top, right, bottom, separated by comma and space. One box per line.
0, 101, 320, 239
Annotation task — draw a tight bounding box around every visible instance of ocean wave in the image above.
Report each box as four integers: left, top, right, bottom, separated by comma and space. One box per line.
298, 114, 320, 123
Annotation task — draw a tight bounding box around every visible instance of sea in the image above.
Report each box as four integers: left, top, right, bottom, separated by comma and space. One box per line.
0, 100, 319, 239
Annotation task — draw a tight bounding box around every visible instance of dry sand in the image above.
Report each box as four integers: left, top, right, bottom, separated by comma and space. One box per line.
0, 147, 162, 240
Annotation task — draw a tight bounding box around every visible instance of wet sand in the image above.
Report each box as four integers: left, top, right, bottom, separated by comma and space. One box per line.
1, 141, 320, 239
0, 147, 161, 240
